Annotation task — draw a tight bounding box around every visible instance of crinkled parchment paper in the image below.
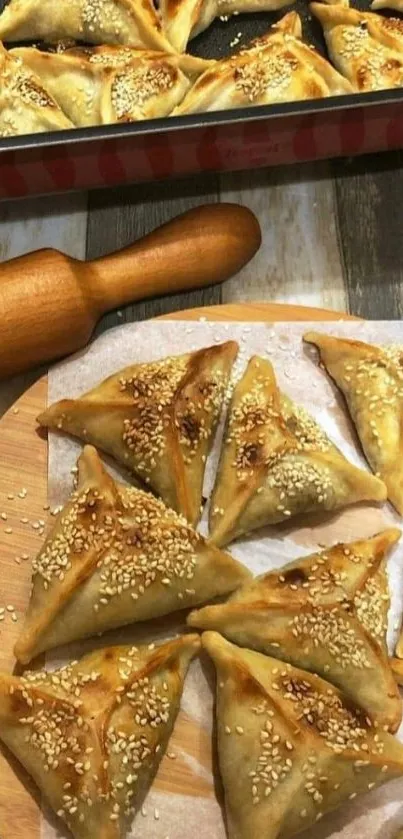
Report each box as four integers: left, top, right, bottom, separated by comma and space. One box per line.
43, 320, 403, 839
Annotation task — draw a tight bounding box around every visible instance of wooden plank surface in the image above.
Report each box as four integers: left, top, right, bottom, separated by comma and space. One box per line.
0, 155, 402, 413
333, 152, 403, 319
0, 301, 354, 839
219, 164, 347, 312
0, 193, 88, 416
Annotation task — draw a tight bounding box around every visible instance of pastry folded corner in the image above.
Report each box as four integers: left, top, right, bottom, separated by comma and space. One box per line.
14, 445, 249, 664
304, 330, 403, 514
203, 631, 403, 839
190, 529, 402, 731
0, 634, 200, 839
208, 353, 387, 547
38, 341, 238, 526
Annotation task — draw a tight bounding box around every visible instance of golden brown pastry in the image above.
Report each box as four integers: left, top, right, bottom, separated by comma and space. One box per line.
0, 42, 73, 137
159, 0, 292, 53
190, 530, 402, 730
304, 331, 403, 515
310, 0, 403, 92
203, 631, 403, 839
208, 355, 387, 546
12, 46, 210, 126
394, 607, 403, 661
38, 342, 238, 525
372, 0, 403, 12
391, 656, 403, 684
173, 12, 352, 115
0, 634, 200, 839
0, 0, 175, 53
15, 446, 250, 664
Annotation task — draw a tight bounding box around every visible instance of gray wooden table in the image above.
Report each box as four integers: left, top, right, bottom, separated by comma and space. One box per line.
1, 152, 402, 414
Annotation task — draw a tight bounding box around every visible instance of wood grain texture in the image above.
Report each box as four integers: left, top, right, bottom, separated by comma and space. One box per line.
333, 152, 403, 320
0, 205, 260, 380
219, 164, 347, 312
0, 193, 88, 263
0, 193, 88, 416
0, 302, 353, 839
86, 176, 222, 332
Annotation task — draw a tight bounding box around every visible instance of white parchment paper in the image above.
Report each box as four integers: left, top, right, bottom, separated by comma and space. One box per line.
44, 320, 403, 839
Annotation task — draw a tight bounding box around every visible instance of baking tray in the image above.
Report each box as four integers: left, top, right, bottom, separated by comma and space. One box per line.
1, 0, 403, 198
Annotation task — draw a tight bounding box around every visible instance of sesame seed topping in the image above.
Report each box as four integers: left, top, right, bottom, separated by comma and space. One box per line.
111, 62, 176, 120
218, 360, 342, 526
117, 350, 230, 482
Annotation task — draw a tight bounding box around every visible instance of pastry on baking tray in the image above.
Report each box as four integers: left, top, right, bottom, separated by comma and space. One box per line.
304, 331, 403, 514
159, 0, 292, 54
173, 12, 353, 116
0, 634, 200, 839
12, 46, 210, 126
0, 43, 73, 137
0, 0, 175, 53
14, 446, 250, 664
310, 0, 403, 92
207, 355, 387, 546
38, 342, 238, 525
203, 631, 403, 839
190, 529, 402, 730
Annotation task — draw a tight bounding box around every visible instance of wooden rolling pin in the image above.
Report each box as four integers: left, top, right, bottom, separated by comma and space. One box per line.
0, 203, 261, 379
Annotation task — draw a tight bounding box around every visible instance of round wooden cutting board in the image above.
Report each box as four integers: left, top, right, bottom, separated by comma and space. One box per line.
0, 302, 356, 839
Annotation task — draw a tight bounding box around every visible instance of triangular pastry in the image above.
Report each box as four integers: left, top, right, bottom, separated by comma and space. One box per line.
310, 0, 403, 91
15, 446, 250, 664
0, 43, 73, 137
12, 46, 209, 127
304, 331, 403, 514
0, 634, 200, 839
203, 631, 403, 839
38, 342, 238, 525
208, 355, 387, 546
159, 0, 292, 54
173, 13, 352, 115
0, 0, 175, 53
190, 530, 402, 730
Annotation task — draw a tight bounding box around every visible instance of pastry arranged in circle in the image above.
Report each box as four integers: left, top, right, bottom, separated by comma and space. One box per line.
190, 529, 402, 729
38, 342, 238, 526
208, 354, 387, 546
2, 334, 403, 837
203, 631, 403, 839
173, 12, 353, 116
15, 446, 250, 664
0, 634, 200, 839
304, 331, 403, 514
